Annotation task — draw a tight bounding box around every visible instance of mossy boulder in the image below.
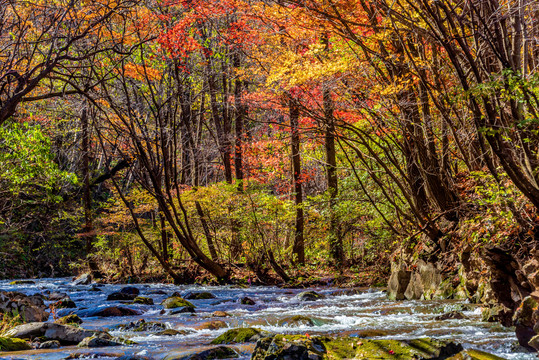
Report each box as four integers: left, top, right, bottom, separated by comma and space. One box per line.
132, 297, 154, 305
55, 314, 83, 326
211, 328, 272, 344
162, 297, 195, 310
165, 346, 238, 360
117, 319, 167, 332
185, 292, 216, 300
252, 335, 463, 360
446, 349, 507, 360
77, 333, 129, 348
0, 337, 32, 351
297, 291, 325, 301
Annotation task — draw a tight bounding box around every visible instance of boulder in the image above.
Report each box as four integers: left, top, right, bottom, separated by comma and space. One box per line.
195, 320, 228, 330
212, 311, 231, 317
185, 292, 216, 300
79, 306, 143, 317
0, 291, 49, 322
55, 314, 83, 325
37, 340, 61, 349
78, 333, 124, 348
512, 296, 539, 350
446, 349, 506, 360
72, 273, 92, 286
252, 335, 463, 360
434, 311, 466, 321
116, 356, 154, 360
162, 297, 195, 310
165, 346, 238, 360
52, 298, 77, 309
211, 328, 272, 344
121, 286, 140, 296
278, 315, 317, 327
107, 292, 137, 301
156, 329, 192, 336
388, 262, 411, 301
5, 322, 95, 344
296, 291, 325, 301
132, 296, 154, 305
171, 306, 196, 314
48, 292, 68, 301
118, 319, 167, 332
0, 337, 32, 351
240, 297, 256, 305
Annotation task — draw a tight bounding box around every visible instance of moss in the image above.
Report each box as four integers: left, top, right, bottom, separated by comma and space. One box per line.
132, 296, 154, 305
446, 350, 506, 360
253, 335, 463, 360
55, 314, 83, 326
211, 328, 265, 344
8, 280, 35, 285
161, 297, 195, 309
0, 337, 32, 351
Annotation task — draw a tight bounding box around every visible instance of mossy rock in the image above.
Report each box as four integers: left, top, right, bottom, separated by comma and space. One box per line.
156, 329, 192, 336
252, 335, 463, 360
132, 296, 154, 305
162, 297, 195, 310
185, 292, 216, 300
297, 291, 325, 301
211, 328, 271, 344
9, 280, 35, 285
0, 337, 32, 351
55, 314, 83, 326
118, 319, 166, 332
446, 349, 506, 360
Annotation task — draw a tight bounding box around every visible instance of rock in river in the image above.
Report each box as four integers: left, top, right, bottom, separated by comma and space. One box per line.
0, 336, 32, 351
296, 291, 325, 301
185, 292, 216, 300
165, 346, 238, 360
211, 328, 272, 344
107, 292, 137, 301
5, 322, 96, 344
252, 335, 463, 360
162, 296, 195, 310
79, 306, 143, 317
0, 291, 49, 322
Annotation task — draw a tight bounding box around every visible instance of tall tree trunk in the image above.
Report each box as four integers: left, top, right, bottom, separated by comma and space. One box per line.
290, 97, 305, 264
324, 86, 342, 267
81, 106, 99, 276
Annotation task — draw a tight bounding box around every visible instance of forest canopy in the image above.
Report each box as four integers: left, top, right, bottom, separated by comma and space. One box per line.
1, 0, 538, 284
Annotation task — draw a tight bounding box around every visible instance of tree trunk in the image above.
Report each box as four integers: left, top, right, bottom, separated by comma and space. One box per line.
290, 97, 305, 264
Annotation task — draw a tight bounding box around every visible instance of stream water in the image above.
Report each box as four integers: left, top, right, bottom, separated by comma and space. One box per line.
0, 278, 535, 360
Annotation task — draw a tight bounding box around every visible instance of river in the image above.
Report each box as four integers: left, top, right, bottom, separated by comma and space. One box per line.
0, 278, 535, 359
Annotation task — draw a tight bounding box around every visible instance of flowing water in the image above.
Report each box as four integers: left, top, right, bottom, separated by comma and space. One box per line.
0, 278, 535, 360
